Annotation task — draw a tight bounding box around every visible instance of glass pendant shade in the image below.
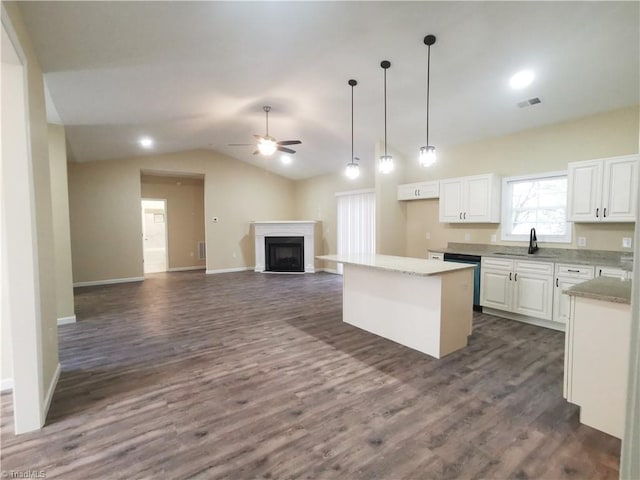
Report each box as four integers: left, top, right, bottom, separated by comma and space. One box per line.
345, 162, 360, 179
257, 137, 277, 156
379, 155, 394, 174
419, 145, 436, 167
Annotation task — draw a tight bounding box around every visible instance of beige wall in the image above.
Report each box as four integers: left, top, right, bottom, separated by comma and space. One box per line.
375, 142, 407, 256
2, 2, 59, 427
141, 175, 205, 270
294, 166, 374, 268
68, 149, 296, 283
403, 106, 639, 257
48, 124, 75, 320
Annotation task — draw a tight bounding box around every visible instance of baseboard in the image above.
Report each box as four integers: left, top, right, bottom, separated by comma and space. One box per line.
206, 267, 254, 275
321, 268, 339, 274
57, 315, 76, 326
43, 363, 61, 417
1, 378, 13, 393
73, 276, 144, 287
482, 307, 565, 332
167, 266, 206, 272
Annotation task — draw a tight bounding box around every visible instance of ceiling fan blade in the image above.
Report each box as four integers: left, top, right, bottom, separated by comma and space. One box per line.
277, 146, 296, 154
252, 150, 260, 155
277, 140, 302, 146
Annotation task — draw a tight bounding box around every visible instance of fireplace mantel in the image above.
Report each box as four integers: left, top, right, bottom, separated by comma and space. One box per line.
253, 221, 317, 273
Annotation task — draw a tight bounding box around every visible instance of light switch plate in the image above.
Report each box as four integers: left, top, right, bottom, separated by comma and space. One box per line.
425, 232, 431, 240
464, 233, 471, 241
622, 237, 632, 248
577, 237, 586, 247
491, 234, 497, 243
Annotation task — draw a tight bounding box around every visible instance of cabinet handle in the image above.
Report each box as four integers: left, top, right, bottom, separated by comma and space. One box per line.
556, 278, 559, 287
514, 273, 518, 281
509, 272, 512, 281
599, 269, 602, 276
596, 207, 599, 218
459, 212, 462, 220
568, 269, 579, 273
603, 207, 607, 218
463, 212, 467, 220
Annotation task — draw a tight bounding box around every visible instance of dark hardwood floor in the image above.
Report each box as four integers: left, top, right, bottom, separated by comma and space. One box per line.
1, 271, 620, 479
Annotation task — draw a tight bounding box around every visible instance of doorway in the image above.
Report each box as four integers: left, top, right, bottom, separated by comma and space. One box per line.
141, 199, 168, 273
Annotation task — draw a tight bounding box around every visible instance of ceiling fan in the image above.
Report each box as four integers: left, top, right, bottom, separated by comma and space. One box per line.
229, 106, 302, 156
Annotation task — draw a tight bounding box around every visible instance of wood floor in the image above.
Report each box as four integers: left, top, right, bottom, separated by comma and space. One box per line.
1, 271, 620, 479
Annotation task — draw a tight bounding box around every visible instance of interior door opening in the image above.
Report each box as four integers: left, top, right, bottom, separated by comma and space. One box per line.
141, 199, 168, 274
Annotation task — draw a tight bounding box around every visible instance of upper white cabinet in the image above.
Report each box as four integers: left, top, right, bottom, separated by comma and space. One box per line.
568, 154, 638, 223
397, 181, 439, 201
439, 173, 501, 223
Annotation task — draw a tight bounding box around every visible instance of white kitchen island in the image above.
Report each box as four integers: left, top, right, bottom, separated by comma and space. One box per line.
318, 254, 475, 359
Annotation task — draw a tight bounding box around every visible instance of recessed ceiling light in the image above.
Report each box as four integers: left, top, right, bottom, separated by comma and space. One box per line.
280, 155, 292, 165
138, 136, 154, 148
509, 70, 534, 90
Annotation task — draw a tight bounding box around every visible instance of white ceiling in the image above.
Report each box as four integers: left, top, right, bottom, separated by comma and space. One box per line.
18, 1, 639, 180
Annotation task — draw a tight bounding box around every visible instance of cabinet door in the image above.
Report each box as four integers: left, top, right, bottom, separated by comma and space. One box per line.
415, 181, 440, 199
601, 155, 638, 222
428, 251, 443, 261
567, 160, 602, 222
439, 179, 464, 222
480, 268, 512, 310
513, 273, 553, 320
596, 266, 628, 279
464, 175, 493, 222
553, 277, 584, 325
397, 183, 418, 201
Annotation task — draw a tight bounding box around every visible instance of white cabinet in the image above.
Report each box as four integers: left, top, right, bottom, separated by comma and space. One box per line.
428, 251, 443, 261
568, 154, 638, 223
552, 264, 594, 325
596, 265, 629, 279
480, 257, 554, 321
397, 181, 439, 201
439, 174, 501, 223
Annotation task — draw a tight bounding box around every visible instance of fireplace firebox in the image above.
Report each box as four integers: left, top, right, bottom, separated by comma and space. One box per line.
265, 236, 304, 272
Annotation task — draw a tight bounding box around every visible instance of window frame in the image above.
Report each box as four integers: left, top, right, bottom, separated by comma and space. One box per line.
501, 171, 572, 244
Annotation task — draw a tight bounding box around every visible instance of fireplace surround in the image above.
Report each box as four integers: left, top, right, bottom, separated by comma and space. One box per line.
253, 221, 316, 273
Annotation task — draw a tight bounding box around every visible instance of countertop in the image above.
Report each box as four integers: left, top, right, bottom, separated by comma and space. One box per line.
429, 243, 633, 271
565, 277, 632, 304
317, 254, 475, 277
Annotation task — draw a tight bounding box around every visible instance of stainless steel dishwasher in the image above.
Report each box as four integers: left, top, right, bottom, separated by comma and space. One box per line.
443, 253, 482, 311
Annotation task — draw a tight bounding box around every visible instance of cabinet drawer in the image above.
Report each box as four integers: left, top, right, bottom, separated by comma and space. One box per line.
555, 264, 594, 279
428, 252, 443, 261
482, 257, 512, 270
515, 260, 553, 276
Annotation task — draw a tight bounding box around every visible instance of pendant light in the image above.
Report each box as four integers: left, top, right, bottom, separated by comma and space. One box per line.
345, 79, 360, 179
419, 35, 437, 167
379, 60, 394, 174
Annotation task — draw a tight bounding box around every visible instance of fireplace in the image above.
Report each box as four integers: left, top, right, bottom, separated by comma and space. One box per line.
265, 236, 304, 272
253, 221, 316, 273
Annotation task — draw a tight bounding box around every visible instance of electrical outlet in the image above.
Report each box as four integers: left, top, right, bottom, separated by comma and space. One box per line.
464, 233, 471, 241
425, 232, 431, 240
622, 237, 632, 248
212, 217, 219, 223
577, 237, 586, 247
491, 234, 497, 243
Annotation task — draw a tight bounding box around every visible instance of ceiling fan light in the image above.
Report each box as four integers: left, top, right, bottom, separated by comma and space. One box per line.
345, 162, 360, 179
257, 137, 277, 156
419, 146, 437, 167
379, 155, 394, 174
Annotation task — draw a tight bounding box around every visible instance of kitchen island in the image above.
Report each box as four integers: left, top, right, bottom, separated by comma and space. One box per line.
317, 254, 475, 359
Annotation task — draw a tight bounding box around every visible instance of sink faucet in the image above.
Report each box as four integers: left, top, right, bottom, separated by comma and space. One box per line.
528, 228, 538, 254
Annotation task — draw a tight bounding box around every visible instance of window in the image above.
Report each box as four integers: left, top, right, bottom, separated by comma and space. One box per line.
501, 171, 572, 243
336, 189, 376, 274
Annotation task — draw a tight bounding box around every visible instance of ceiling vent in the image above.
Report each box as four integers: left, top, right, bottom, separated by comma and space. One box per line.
517, 97, 542, 108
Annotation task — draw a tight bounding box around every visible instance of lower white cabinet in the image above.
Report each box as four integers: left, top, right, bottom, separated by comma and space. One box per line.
480, 257, 554, 321
552, 264, 594, 325
596, 265, 630, 279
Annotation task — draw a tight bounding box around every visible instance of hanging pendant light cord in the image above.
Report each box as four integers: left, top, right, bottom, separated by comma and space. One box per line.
351, 82, 354, 162
384, 66, 388, 158
426, 44, 431, 147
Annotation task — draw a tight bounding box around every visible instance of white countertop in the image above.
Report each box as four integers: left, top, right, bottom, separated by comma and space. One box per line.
317, 254, 475, 277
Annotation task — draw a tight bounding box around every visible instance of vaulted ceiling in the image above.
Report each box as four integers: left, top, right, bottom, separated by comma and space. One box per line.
18, 1, 639, 179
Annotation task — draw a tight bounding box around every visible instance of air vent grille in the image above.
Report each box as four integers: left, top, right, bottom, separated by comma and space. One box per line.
517, 97, 542, 108
198, 241, 206, 260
